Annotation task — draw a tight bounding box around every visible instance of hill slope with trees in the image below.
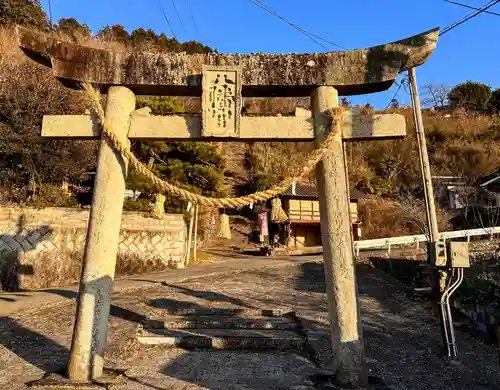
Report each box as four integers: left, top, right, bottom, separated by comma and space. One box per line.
0, 0, 226, 210
1, 1, 499, 239
240, 86, 500, 238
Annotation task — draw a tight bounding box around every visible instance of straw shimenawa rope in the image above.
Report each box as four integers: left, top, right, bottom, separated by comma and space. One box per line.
83, 83, 344, 209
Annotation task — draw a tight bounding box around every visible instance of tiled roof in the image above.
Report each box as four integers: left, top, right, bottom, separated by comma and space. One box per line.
281, 183, 366, 200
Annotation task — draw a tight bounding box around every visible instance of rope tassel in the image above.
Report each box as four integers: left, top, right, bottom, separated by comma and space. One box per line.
270, 198, 288, 223
82, 82, 344, 209
218, 213, 232, 239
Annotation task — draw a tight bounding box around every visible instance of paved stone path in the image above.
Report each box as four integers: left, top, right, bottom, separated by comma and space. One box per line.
0, 254, 307, 317
0, 257, 499, 389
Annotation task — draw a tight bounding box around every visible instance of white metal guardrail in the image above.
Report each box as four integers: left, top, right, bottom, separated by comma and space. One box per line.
353, 226, 500, 256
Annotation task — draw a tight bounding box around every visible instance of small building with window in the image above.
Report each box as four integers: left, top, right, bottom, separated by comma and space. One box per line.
280, 183, 365, 249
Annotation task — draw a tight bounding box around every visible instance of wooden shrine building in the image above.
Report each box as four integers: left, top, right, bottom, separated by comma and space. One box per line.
281, 182, 366, 248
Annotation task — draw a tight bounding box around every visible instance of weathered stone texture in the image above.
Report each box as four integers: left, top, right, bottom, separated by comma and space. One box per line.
17, 26, 438, 96
44, 110, 406, 141
201, 65, 242, 137
313, 86, 364, 386
0, 207, 186, 290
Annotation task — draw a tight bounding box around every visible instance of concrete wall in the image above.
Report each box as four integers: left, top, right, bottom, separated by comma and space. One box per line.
0, 207, 186, 291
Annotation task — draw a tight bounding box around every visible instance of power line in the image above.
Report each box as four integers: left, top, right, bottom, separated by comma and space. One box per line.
402, 79, 410, 95
250, 0, 345, 50
307, 31, 346, 50
171, 0, 187, 35
444, 0, 500, 16
247, 0, 327, 50
247, 0, 345, 50
440, 0, 500, 36
156, 0, 177, 39
185, 0, 200, 37
48, 0, 53, 27
384, 76, 407, 111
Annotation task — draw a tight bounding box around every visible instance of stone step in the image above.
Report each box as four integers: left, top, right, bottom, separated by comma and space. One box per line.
136, 329, 305, 351
153, 307, 294, 317
146, 315, 299, 330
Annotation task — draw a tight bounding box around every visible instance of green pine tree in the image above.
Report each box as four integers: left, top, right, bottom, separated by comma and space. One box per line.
124, 96, 228, 212
0, 0, 49, 30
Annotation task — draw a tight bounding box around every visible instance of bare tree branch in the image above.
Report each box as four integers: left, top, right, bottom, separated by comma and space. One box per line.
422, 84, 451, 109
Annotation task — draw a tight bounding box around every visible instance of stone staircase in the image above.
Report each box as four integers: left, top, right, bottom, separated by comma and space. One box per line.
136, 308, 306, 352
204, 215, 259, 251
218, 142, 250, 195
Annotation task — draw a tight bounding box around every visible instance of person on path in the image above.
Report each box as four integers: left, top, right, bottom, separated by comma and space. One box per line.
283, 220, 291, 248
257, 203, 269, 246
269, 198, 288, 249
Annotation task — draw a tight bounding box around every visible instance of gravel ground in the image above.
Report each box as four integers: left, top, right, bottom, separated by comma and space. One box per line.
0, 259, 499, 389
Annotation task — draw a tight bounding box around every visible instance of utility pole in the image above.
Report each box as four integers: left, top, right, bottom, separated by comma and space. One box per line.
408, 67, 449, 352
408, 68, 440, 263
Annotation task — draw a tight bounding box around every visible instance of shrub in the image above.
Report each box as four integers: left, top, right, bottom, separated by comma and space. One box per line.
27, 184, 79, 209
0, 27, 98, 203
123, 198, 151, 212
448, 81, 493, 114
0, 0, 49, 30
359, 195, 450, 239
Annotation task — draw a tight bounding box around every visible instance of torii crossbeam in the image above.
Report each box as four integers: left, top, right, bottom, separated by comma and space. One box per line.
16, 25, 438, 388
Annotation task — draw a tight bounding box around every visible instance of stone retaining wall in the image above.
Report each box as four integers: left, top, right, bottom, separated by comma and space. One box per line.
470, 238, 500, 253
453, 300, 500, 342
0, 207, 186, 291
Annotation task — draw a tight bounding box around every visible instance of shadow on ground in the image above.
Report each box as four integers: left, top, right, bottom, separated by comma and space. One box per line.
162, 283, 256, 309
0, 277, 148, 384
294, 261, 500, 390
0, 317, 69, 374
42, 288, 147, 324
2, 260, 500, 390
159, 351, 315, 390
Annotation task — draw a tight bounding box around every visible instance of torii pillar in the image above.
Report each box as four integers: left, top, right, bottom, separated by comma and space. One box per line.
17, 26, 438, 387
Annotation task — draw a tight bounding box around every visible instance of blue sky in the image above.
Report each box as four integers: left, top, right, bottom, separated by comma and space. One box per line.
40, 0, 499, 108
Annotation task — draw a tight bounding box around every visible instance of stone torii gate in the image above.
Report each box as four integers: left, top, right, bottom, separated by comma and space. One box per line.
17, 26, 438, 387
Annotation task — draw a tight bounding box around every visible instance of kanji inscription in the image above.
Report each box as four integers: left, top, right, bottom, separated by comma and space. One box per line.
202, 65, 242, 137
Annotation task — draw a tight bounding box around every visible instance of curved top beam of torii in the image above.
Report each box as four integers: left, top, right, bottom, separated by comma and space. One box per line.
16, 25, 438, 97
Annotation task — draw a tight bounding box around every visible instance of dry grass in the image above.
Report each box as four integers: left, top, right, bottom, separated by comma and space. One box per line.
359, 195, 450, 239
242, 104, 500, 237
196, 205, 219, 246
0, 27, 98, 200
186, 250, 217, 267
243, 104, 500, 199
246, 141, 315, 190
0, 28, 18, 57
243, 97, 310, 116
4, 24, 500, 240
346, 107, 500, 236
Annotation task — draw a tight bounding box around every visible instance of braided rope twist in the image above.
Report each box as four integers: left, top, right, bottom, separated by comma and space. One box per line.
83, 83, 344, 209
